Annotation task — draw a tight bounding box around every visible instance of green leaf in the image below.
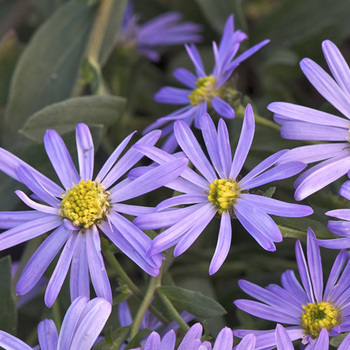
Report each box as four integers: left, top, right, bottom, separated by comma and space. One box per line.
252, 0, 350, 48
193, 0, 245, 33
157, 286, 226, 318
275, 216, 332, 240
3, 1, 97, 145
0, 256, 17, 334
20, 95, 126, 142
98, 0, 128, 65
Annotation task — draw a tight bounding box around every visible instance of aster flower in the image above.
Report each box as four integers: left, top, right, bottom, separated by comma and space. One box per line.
233, 228, 350, 349
0, 123, 188, 307
0, 296, 111, 350
129, 322, 234, 350
117, 2, 202, 61
133, 106, 312, 274
144, 15, 269, 152
268, 40, 350, 200
315, 179, 350, 250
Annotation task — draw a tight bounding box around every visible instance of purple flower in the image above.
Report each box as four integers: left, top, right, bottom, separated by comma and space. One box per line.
118, 2, 202, 61
144, 15, 269, 152
0, 296, 111, 350
268, 40, 350, 200
0, 123, 188, 307
129, 322, 234, 350
134, 106, 312, 274
233, 228, 350, 349
315, 179, 350, 250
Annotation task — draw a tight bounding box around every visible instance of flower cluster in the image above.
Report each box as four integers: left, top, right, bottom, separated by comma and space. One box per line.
2, 4, 350, 350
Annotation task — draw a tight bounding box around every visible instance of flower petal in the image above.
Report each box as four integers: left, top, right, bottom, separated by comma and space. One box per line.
173, 68, 197, 89
102, 130, 161, 189
217, 118, 232, 178
0, 149, 63, 198
295, 240, 314, 303
86, 226, 112, 303
322, 40, 350, 99
174, 120, 216, 182
0, 211, 49, 229
294, 155, 350, 200
57, 296, 88, 350
99, 220, 161, 276
213, 327, 233, 350
38, 319, 58, 350
70, 232, 90, 301
300, 57, 350, 119
15, 190, 58, 215
44, 129, 79, 188
45, 233, 76, 307
0, 215, 61, 251
240, 194, 313, 217
16, 225, 70, 295
76, 123, 94, 181
268, 101, 348, 127
0, 330, 32, 350
154, 87, 190, 105
69, 298, 112, 350
306, 228, 323, 303
17, 166, 61, 208
230, 104, 255, 179
110, 158, 188, 203
275, 324, 294, 350
209, 212, 231, 275
212, 97, 235, 119
200, 113, 223, 177
96, 131, 135, 182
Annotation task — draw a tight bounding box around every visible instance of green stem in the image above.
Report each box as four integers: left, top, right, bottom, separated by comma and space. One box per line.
86, 0, 114, 63
157, 292, 190, 333
101, 238, 169, 325
254, 113, 281, 133
129, 270, 163, 339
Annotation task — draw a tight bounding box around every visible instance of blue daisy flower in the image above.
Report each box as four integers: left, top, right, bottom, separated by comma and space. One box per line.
0, 123, 187, 306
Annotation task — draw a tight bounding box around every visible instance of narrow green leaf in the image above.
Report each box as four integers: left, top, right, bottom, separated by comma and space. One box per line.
157, 286, 226, 318
0, 256, 17, 334
194, 0, 245, 33
20, 95, 126, 142
275, 216, 332, 240
4, 1, 97, 145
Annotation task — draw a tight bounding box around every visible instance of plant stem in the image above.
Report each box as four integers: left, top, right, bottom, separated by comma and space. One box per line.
254, 113, 281, 132
87, 0, 114, 63
157, 292, 190, 333
129, 270, 163, 339
101, 239, 169, 325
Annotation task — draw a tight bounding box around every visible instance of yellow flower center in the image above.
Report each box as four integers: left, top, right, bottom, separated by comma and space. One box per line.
301, 301, 341, 338
188, 76, 218, 106
207, 178, 240, 215
59, 179, 111, 229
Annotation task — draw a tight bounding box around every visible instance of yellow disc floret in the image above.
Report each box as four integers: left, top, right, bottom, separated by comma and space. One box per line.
301, 301, 341, 337
188, 76, 218, 106
208, 178, 240, 215
59, 179, 111, 229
